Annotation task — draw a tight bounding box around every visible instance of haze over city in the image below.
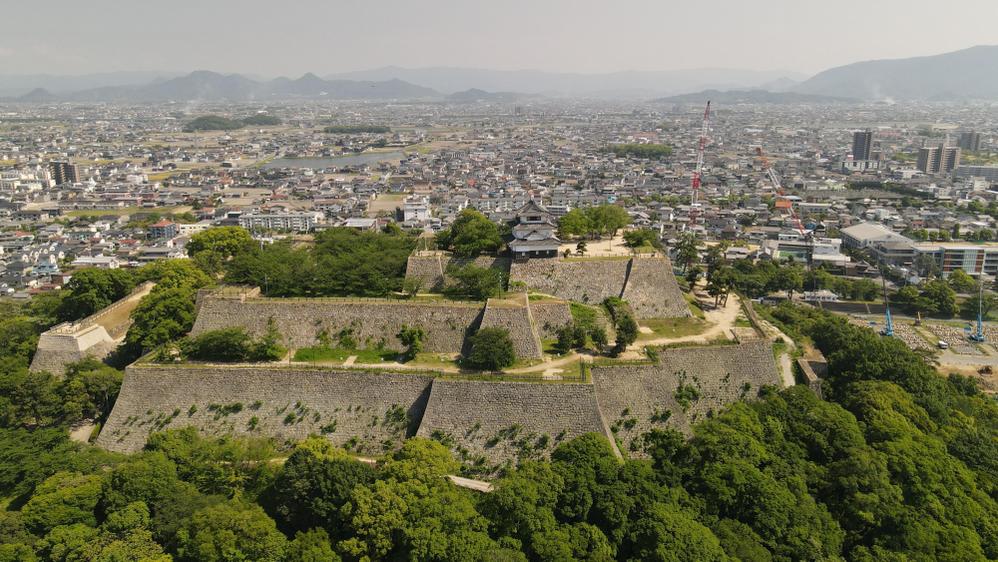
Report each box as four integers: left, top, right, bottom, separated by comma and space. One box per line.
2, 0, 997, 76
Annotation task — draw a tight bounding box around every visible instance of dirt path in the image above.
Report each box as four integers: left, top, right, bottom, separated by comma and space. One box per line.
626, 293, 742, 351
752, 315, 797, 388
448, 475, 494, 492
69, 421, 95, 444
505, 352, 592, 375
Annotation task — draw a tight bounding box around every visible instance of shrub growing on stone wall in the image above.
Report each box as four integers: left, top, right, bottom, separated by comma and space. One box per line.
397, 326, 425, 362
603, 297, 638, 356
465, 328, 516, 371
445, 264, 503, 300
179, 326, 286, 363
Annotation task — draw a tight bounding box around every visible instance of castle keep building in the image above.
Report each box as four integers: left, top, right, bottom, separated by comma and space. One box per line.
509, 200, 561, 259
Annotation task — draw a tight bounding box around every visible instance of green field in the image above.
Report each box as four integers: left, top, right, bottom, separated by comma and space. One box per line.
66, 206, 187, 217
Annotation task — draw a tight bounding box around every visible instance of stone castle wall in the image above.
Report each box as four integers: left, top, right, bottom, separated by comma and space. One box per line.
29, 281, 154, 376
190, 288, 568, 358
591, 341, 781, 455
416, 379, 610, 468
405, 252, 689, 319
509, 258, 630, 307
405, 254, 446, 291
98, 364, 612, 465
98, 341, 782, 466
477, 296, 543, 360
29, 326, 118, 376
529, 301, 575, 339
404, 253, 512, 292
620, 256, 691, 318
191, 297, 482, 353
97, 365, 435, 455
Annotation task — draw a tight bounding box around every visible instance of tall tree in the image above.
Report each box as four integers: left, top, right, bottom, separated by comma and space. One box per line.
437, 209, 501, 257
674, 233, 699, 274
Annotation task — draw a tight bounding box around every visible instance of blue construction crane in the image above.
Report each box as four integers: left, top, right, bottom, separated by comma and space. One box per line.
880, 272, 894, 337
969, 278, 986, 342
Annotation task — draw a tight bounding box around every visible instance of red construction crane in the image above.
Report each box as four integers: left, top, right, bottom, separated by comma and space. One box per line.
755, 146, 805, 237
689, 100, 711, 224
756, 146, 813, 266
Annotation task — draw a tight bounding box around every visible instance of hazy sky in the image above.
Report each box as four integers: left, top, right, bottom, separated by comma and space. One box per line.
3, 0, 996, 76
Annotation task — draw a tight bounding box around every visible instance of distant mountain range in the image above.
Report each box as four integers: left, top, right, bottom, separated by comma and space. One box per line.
2, 71, 440, 102
654, 89, 855, 105
2, 46, 996, 103
0, 71, 185, 98
326, 66, 805, 98
446, 88, 540, 103
793, 45, 998, 101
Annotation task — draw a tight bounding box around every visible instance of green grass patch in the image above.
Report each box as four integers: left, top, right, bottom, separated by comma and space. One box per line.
66, 206, 184, 217
638, 317, 708, 340
508, 357, 545, 369
541, 338, 561, 354
684, 294, 707, 319
293, 346, 397, 363
773, 340, 786, 357
407, 352, 460, 370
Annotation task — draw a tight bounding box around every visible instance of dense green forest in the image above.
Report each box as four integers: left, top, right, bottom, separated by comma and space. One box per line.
183, 114, 281, 132
322, 125, 391, 134
224, 228, 417, 297
2, 267, 997, 560
604, 144, 673, 160
241, 114, 282, 126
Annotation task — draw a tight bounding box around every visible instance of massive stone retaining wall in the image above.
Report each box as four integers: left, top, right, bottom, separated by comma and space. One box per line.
191, 296, 482, 353
621, 256, 691, 318
97, 365, 435, 455
510, 258, 630, 307
404, 253, 512, 292
190, 289, 567, 360
478, 296, 543, 360
97, 341, 781, 467
529, 301, 575, 339
405, 253, 446, 291
405, 252, 689, 319
98, 363, 614, 465
591, 341, 781, 455
29, 281, 154, 376
415, 379, 611, 468
509, 256, 689, 319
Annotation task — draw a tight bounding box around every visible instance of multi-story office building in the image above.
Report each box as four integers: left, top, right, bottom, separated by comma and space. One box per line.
917, 144, 961, 174
913, 242, 998, 277
958, 131, 982, 152
954, 165, 998, 182
852, 130, 873, 161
